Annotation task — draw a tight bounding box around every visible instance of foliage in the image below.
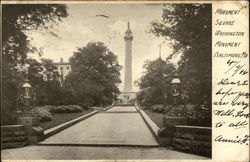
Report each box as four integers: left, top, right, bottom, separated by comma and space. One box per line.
27, 58, 70, 106
31, 107, 52, 122
30, 105, 83, 123
2, 4, 68, 79
136, 58, 175, 106
151, 4, 212, 106
151, 104, 164, 113
48, 105, 83, 113
150, 4, 212, 124
2, 4, 68, 125
78, 103, 93, 111
39, 111, 92, 130
64, 42, 122, 107
165, 105, 186, 117
165, 104, 211, 126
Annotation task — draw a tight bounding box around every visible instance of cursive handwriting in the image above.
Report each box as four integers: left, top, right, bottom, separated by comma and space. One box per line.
215, 88, 249, 109
213, 109, 250, 119
225, 59, 248, 77
228, 120, 248, 129
217, 78, 248, 86
215, 135, 249, 145
215, 120, 248, 129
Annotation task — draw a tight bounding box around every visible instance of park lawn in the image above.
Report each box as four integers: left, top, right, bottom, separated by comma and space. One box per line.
143, 109, 164, 128
40, 109, 93, 130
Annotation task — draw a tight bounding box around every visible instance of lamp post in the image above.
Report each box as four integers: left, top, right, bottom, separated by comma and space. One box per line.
22, 79, 32, 99
171, 75, 181, 105
162, 73, 168, 106
112, 92, 115, 105
18, 77, 43, 144
17, 62, 32, 115
22, 79, 32, 114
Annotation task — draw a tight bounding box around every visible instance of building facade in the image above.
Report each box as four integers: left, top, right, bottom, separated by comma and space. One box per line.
53, 58, 71, 82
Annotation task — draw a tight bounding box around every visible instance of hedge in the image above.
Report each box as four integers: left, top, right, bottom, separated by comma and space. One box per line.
31, 107, 52, 122
48, 105, 83, 113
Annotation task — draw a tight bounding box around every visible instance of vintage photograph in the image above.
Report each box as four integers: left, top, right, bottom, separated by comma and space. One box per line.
1, 2, 212, 160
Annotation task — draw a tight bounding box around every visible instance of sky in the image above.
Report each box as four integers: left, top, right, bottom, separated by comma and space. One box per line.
28, 4, 173, 91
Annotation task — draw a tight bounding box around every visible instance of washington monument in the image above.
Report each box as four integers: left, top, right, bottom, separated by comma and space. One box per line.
124, 22, 133, 92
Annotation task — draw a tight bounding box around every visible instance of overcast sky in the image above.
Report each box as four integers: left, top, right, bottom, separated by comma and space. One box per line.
28, 4, 173, 91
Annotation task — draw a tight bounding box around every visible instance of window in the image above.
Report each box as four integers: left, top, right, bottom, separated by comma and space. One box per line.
66, 66, 70, 70
60, 67, 63, 71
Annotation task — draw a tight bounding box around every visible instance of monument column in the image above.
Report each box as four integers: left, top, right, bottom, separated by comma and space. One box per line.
124, 22, 133, 92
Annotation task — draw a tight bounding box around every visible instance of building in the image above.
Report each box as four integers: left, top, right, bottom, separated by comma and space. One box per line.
53, 58, 71, 82
118, 22, 137, 104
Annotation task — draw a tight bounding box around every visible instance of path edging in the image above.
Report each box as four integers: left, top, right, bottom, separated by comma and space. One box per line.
44, 110, 98, 139
103, 105, 114, 111
135, 103, 161, 143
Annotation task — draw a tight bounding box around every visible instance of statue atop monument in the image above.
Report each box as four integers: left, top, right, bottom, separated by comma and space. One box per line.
124, 22, 133, 41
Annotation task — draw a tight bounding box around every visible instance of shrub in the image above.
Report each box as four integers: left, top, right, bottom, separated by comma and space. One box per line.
31, 107, 52, 122
78, 103, 92, 111
183, 104, 196, 119
166, 104, 192, 117
151, 104, 164, 113
164, 104, 211, 126
49, 105, 83, 113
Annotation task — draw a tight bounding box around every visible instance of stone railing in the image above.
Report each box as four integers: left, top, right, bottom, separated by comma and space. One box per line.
1, 125, 28, 149
130, 103, 211, 157
172, 125, 211, 157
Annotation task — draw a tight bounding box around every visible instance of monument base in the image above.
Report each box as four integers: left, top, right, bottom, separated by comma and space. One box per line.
117, 91, 137, 104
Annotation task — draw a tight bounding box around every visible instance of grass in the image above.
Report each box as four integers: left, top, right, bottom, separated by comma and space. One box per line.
143, 109, 164, 128
40, 109, 93, 130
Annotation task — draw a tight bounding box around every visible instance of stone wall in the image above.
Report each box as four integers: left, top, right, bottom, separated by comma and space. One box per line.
172, 125, 211, 157
1, 125, 28, 149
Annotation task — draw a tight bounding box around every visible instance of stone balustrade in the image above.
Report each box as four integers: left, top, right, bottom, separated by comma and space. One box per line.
1, 125, 28, 149
172, 125, 211, 157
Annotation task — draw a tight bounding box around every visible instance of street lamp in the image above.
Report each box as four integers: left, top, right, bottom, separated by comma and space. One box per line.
18, 79, 33, 116
162, 73, 168, 106
22, 79, 32, 99
171, 75, 181, 105
159, 74, 186, 142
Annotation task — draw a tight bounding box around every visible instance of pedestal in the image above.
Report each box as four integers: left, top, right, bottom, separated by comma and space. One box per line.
158, 116, 187, 145
17, 117, 44, 144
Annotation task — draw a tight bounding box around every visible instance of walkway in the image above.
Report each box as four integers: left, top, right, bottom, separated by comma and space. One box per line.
1, 106, 208, 160
1, 145, 208, 160
40, 106, 158, 146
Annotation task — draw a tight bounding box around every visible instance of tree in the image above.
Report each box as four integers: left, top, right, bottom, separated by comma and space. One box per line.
2, 4, 68, 78
151, 4, 212, 106
27, 59, 66, 106
64, 42, 122, 107
136, 58, 175, 107
2, 4, 68, 125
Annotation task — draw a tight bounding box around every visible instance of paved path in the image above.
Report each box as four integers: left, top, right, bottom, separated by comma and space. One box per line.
1, 106, 208, 159
1, 145, 208, 160
107, 106, 137, 112
40, 106, 158, 146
